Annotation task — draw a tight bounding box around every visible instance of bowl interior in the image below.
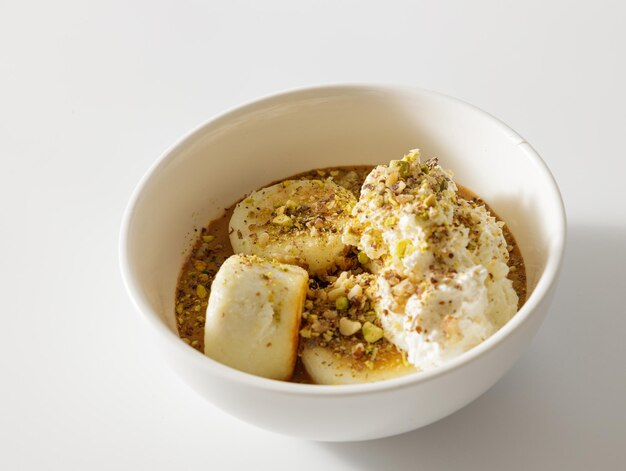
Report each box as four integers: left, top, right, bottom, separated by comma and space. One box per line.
125, 86, 563, 342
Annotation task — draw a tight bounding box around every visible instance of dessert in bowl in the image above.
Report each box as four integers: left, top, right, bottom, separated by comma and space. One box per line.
120, 85, 565, 441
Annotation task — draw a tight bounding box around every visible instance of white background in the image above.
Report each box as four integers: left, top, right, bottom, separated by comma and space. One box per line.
1, 1, 625, 469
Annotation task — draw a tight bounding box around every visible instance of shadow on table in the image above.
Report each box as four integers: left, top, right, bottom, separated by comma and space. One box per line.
316, 224, 626, 470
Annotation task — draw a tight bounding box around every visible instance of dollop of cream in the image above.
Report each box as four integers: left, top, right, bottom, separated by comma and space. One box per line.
343, 149, 518, 371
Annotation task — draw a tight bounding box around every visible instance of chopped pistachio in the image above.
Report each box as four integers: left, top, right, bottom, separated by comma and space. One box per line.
390, 159, 410, 177
421, 164, 430, 174
257, 231, 270, 247
193, 260, 207, 271
327, 287, 345, 301
396, 239, 413, 259
191, 340, 199, 347
299, 327, 312, 338
364, 360, 374, 370
383, 216, 397, 227
335, 296, 349, 311
404, 149, 419, 163
202, 235, 215, 243
357, 251, 370, 265
272, 214, 293, 226
424, 193, 436, 207
339, 317, 361, 336
347, 283, 362, 300
196, 285, 208, 298
439, 179, 448, 191
386, 170, 398, 186
177, 317, 185, 325
176, 303, 184, 315
362, 322, 384, 343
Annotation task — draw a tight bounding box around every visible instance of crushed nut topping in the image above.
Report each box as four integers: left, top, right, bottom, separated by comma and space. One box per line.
175, 164, 527, 382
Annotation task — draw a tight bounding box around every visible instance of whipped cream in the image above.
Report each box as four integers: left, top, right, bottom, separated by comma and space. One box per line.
343, 150, 518, 370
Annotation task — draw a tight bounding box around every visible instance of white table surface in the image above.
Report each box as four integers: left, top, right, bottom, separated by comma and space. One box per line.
2, 1, 625, 469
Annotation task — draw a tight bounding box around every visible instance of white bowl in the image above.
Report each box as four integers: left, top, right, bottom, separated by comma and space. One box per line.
120, 85, 566, 441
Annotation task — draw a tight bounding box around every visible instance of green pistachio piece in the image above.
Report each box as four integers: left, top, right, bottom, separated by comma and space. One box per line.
335, 296, 349, 311
357, 251, 370, 265
272, 214, 293, 226
362, 322, 384, 343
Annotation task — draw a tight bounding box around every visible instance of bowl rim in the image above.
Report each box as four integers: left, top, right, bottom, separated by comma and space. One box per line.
119, 83, 567, 397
